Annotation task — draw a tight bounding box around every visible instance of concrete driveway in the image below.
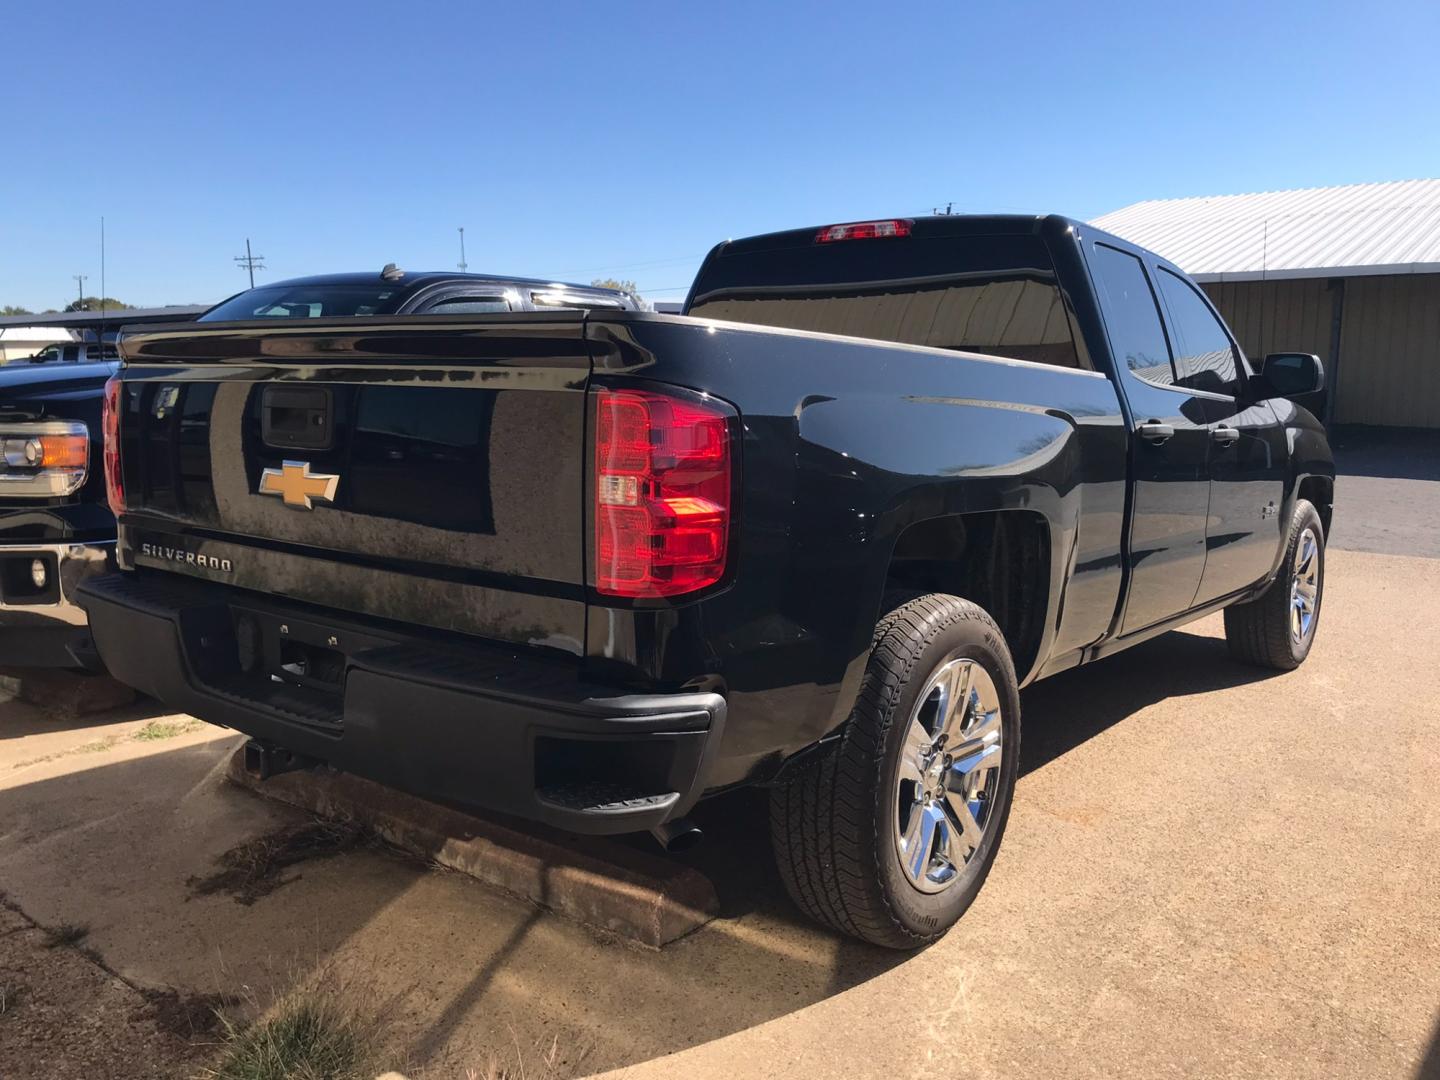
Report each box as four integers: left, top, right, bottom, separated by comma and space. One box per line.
1328, 426, 1440, 557
0, 571, 1436, 1074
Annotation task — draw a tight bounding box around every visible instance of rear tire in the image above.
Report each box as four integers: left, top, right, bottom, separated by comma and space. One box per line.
1223, 498, 1325, 670
769, 594, 1020, 949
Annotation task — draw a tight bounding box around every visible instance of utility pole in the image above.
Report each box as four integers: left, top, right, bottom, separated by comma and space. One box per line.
457, 227, 468, 272
73, 275, 87, 310
234, 238, 265, 289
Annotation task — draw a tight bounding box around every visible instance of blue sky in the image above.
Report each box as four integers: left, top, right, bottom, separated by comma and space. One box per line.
4, 0, 1439, 311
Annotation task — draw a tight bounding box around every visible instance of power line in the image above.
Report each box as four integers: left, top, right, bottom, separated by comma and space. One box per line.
234, 238, 265, 289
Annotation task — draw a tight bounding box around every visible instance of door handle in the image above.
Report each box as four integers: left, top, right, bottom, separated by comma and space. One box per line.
1136, 421, 1175, 444
1211, 426, 1240, 446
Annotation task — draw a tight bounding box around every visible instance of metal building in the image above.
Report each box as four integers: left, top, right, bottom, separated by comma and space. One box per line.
1092, 179, 1440, 429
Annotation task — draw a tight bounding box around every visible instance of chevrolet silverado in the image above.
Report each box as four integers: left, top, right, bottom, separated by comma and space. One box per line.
79, 216, 1333, 947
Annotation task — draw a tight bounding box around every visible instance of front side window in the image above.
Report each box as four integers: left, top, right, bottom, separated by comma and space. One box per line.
1090, 244, 1174, 387
1156, 268, 1241, 396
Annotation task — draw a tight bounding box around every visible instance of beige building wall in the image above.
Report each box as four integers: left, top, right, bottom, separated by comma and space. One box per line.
1204, 273, 1440, 429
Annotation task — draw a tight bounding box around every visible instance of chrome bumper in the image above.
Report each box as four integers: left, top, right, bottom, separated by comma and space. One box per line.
0, 540, 115, 627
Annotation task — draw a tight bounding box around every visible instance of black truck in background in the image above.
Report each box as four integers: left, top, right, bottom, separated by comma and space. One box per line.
79, 215, 1333, 947
0, 356, 118, 667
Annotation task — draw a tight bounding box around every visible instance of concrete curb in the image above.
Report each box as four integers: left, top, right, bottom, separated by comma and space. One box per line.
0, 669, 138, 717
223, 748, 717, 948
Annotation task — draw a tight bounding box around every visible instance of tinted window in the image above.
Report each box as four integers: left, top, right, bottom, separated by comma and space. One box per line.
1156, 268, 1240, 396
687, 234, 1081, 369
1090, 244, 1174, 387
200, 284, 399, 321
62, 345, 80, 362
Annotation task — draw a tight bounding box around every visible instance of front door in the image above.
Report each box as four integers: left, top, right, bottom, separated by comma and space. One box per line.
1152, 266, 1288, 604
1088, 241, 1213, 635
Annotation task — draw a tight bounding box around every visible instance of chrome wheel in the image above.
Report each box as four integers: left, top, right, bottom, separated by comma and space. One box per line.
893, 655, 1004, 894
1290, 526, 1320, 644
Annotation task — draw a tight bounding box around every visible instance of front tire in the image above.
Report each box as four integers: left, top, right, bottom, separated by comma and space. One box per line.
1223, 498, 1325, 670
770, 594, 1020, 949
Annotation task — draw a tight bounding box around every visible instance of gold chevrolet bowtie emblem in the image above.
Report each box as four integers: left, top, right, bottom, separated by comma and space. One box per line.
258, 460, 340, 510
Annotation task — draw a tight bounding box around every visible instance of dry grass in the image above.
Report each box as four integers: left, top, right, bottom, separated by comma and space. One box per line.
465, 1031, 586, 1080
134, 718, 204, 741
187, 818, 378, 906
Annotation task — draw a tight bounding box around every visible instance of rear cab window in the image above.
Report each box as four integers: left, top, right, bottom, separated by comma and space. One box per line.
200, 285, 400, 321
687, 232, 1084, 369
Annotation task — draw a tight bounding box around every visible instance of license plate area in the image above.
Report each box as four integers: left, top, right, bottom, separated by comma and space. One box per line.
229, 603, 394, 697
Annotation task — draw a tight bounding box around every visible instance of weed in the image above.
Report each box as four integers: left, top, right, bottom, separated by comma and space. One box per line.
42, 922, 89, 949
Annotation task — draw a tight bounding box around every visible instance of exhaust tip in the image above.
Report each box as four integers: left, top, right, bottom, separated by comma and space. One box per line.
651, 818, 703, 854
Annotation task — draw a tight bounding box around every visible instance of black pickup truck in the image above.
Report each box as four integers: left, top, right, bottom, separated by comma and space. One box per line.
79, 216, 1333, 947
0, 355, 118, 667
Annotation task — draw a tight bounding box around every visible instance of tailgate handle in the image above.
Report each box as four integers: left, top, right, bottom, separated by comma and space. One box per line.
261, 386, 334, 451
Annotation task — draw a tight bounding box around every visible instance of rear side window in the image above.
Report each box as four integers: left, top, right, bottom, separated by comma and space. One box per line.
62, 344, 80, 362
687, 234, 1082, 369
1090, 244, 1174, 388
200, 284, 399, 321
420, 296, 511, 314
1155, 268, 1241, 396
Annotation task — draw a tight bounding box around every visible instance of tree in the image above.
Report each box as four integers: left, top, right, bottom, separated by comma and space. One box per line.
1, 305, 33, 316
63, 296, 128, 313
592, 278, 640, 297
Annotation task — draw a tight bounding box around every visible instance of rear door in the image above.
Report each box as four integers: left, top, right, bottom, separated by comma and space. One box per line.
1152, 266, 1287, 604
1087, 241, 1213, 635
116, 315, 592, 652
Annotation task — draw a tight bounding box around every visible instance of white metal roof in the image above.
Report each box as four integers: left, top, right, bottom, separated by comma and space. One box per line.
1090, 178, 1440, 282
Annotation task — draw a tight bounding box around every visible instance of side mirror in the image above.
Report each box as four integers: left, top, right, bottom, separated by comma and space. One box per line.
1259, 352, 1325, 398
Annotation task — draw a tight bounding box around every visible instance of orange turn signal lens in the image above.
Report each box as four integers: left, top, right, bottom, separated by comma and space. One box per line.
39, 434, 89, 469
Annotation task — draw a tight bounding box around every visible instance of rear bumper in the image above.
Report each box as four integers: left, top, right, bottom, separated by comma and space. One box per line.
0, 540, 114, 667
77, 571, 725, 835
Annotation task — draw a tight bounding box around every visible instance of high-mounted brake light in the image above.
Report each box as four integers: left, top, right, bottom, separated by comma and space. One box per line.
815, 218, 913, 243
594, 388, 735, 598
102, 375, 125, 516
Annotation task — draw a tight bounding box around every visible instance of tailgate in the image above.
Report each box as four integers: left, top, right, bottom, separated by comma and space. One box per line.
114, 315, 592, 651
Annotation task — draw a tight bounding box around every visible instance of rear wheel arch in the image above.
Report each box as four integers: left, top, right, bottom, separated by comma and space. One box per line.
879, 509, 1052, 684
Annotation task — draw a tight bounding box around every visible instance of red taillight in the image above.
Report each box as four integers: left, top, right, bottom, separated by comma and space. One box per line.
594, 387, 734, 598
814, 218, 913, 243
102, 375, 125, 516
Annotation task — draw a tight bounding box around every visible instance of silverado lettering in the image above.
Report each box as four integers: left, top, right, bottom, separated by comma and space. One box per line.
78, 220, 1334, 949
139, 543, 232, 572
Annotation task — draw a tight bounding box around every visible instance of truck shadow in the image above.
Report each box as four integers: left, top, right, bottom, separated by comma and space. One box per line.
1018, 625, 1275, 778
1421, 1014, 1440, 1080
